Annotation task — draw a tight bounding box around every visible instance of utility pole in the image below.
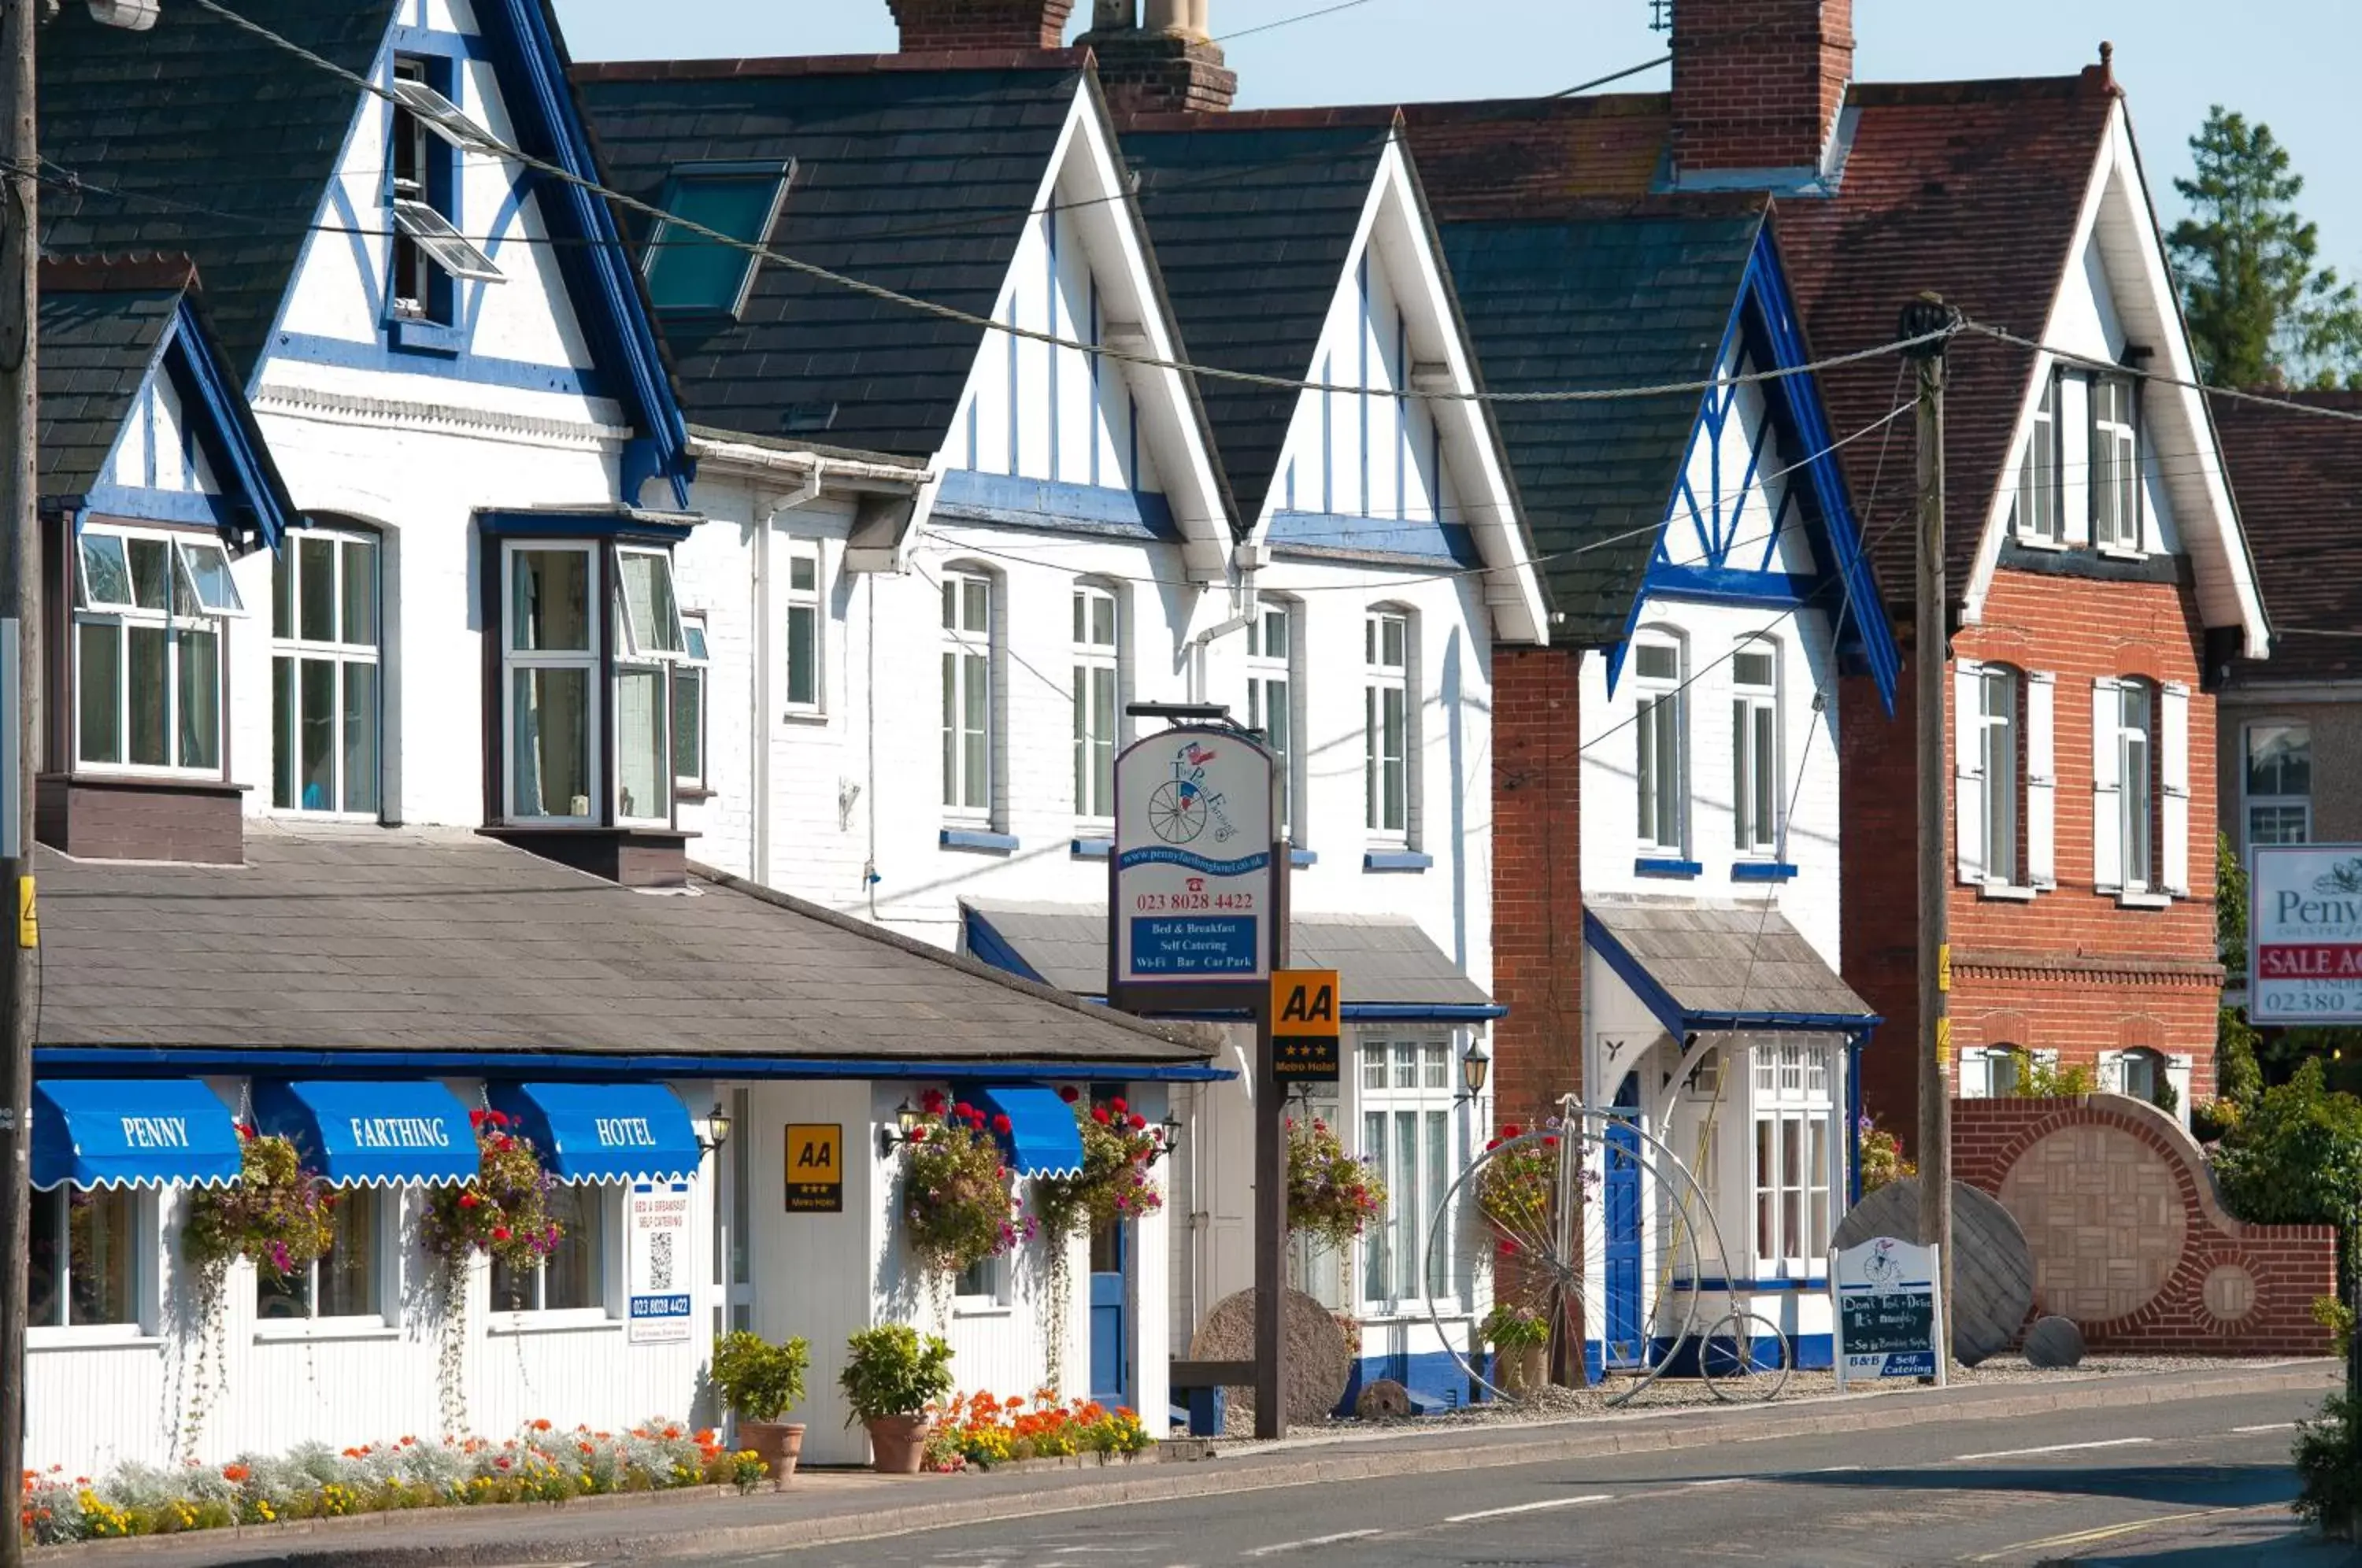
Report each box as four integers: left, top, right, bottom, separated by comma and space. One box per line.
1901, 294, 1958, 1377
0, 0, 38, 1555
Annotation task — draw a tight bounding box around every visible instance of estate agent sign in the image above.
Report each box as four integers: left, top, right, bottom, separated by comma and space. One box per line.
1831, 1236, 1946, 1387
626, 1180, 694, 1344
2249, 844, 2362, 1024
1111, 726, 1276, 989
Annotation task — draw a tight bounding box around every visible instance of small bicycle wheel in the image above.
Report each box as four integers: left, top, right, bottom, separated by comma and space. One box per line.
1701, 1309, 1792, 1403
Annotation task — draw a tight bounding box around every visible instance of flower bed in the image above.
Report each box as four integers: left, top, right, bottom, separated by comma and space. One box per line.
922, 1389, 1154, 1473
17, 1420, 766, 1546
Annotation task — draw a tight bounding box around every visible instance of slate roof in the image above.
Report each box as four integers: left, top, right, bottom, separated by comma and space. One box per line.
573, 54, 1086, 460
1392, 71, 2118, 600
961, 898, 1491, 1006
36, 824, 1210, 1066
1117, 118, 1394, 520
1436, 200, 1765, 645
39, 273, 183, 499
39, 0, 402, 383
2214, 391, 2362, 686
1585, 895, 1875, 1023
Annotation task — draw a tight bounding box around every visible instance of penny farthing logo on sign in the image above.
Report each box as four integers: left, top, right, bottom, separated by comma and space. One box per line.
1148, 740, 1240, 847
1113, 726, 1275, 986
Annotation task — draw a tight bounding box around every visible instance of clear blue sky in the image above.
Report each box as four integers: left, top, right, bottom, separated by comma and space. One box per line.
550, 0, 2362, 276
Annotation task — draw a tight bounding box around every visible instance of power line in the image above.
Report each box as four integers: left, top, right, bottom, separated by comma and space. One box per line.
1960, 322, 2362, 427
1215, 0, 1377, 43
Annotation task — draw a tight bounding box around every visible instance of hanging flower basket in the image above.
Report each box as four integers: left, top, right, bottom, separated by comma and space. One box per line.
182, 1128, 337, 1285
1284, 1116, 1384, 1250
1475, 1124, 1561, 1244
421, 1111, 562, 1274
900, 1091, 1035, 1277
1033, 1088, 1164, 1239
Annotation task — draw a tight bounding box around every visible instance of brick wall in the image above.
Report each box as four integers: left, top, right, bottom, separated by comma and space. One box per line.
1670, 0, 1853, 174
890, 0, 1073, 51
1953, 1093, 2336, 1354
1491, 645, 1584, 1132
1843, 568, 2227, 1141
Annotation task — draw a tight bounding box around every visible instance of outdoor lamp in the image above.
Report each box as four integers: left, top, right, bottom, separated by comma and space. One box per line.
1148, 1108, 1185, 1166
1460, 1039, 1492, 1100
698, 1105, 735, 1157
877, 1096, 923, 1157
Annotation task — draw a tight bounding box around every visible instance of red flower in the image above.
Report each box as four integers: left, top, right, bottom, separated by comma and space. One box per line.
468, 1109, 487, 1126
1058, 1085, 1079, 1104
1110, 1096, 1128, 1115
922, 1089, 946, 1112
1542, 1135, 1559, 1148
1485, 1137, 1500, 1151
953, 1101, 976, 1120
1497, 1239, 1518, 1258
491, 1226, 512, 1242
458, 1192, 481, 1208
1128, 1113, 1147, 1130
908, 1126, 927, 1143
991, 1113, 1013, 1135
491, 1110, 512, 1128
1501, 1124, 1523, 1139
1091, 1107, 1111, 1125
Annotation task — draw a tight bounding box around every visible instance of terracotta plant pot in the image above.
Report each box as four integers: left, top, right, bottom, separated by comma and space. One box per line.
864, 1413, 931, 1474
1495, 1344, 1546, 1394
734, 1420, 805, 1485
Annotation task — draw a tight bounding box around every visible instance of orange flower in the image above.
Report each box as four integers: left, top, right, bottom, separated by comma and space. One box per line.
220, 1465, 250, 1484
531, 1418, 553, 1432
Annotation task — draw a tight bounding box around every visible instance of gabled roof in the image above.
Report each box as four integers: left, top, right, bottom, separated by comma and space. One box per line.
2215, 391, 2362, 686
39, 1, 405, 383
37, 824, 1212, 1070
1585, 895, 1878, 1035
573, 54, 1087, 462
1118, 117, 1393, 521
1435, 198, 1764, 645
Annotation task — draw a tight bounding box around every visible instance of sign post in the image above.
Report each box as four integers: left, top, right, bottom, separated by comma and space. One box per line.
1831, 1236, 1946, 1389
1107, 723, 1283, 1436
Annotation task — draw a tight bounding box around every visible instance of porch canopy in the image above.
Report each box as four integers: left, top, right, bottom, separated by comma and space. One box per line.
960, 899, 1502, 1020
1583, 897, 1879, 1041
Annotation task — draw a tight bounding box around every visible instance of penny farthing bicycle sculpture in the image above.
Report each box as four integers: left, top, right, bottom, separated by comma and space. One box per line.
1423, 1103, 1793, 1406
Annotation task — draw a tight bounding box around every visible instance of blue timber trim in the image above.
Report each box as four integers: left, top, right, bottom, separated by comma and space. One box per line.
39, 1048, 1235, 1084
478, 508, 696, 544
1073, 998, 1504, 1023
1645, 564, 1816, 608
942, 828, 1019, 854
269, 332, 609, 399
1584, 908, 1690, 1041
1071, 838, 1113, 860
1731, 861, 1800, 882
1635, 857, 1703, 878
166, 300, 298, 549
1364, 850, 1433, 873
933, 469, 1178, 541
79, 484, 224, 530
475, 0, 694, 508
1583, 908, 1880, 1041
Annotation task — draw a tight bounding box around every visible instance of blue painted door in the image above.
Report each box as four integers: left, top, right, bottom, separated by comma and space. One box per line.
1602, 1073, 1645, 1370
1089, 1212, 1127, 1406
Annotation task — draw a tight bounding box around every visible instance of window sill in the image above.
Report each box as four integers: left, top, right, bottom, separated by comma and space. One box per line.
1635, 857, 1703, 879
1731, 862, 1798, 883
387, 316, 465, 357
779, 709, 828, 727
1978, 882, 2039, 902
1354, 1308, 1474, 1326
486, 1311, 622, 1337
252, 1319, 399, 1344
941, 828, 1018, 855
676, 785, 717, 804
2012, 534, 2069, 553
2116, 891, 2173, 910
1363, 850, 1433, 873
28, 1327, 162, 1352
950, 1302, 1013, 1319
2095, 545, 2149, 562
1072, 837, 1113, 860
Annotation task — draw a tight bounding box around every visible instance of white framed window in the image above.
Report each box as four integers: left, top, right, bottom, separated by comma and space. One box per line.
2014, 373, 2060, 544
1634, 634, 1686, 855
2117, 1047, 2165, 1105
2245, 722, 2311, 847
781, 541, 823, 717
387, 56, 499, 322
2091, 376, 2140, 552
613, 547, 682, 826
674, 611, 709, 792
256, 1190, 382, 1323
1364, 610, 1410, 841
28, 1186, 142, 1331
1357, 1037, 1463, 1309
74, 527, 239, 777
490, 1185, 610, 1315
1731, 641, 1779, 856
503, 543, 599, 823
954, 1252, 1009, 1309
1246, 600, 1298, 838
1961, 1045, 2026, 1099
1979, 665, 2020, 884
2119, 679, 2154, 892
941, 569, 995, 820
271, 528, 380, 816
1749, 1041, 1832, 1277
1072, 582, 1120, 824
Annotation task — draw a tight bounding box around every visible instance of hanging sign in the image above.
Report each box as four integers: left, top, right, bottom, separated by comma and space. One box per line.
1272, 968, 1342, 1083
626, 1179, 694, 1344
785, 1122, 843, 1213
2249, 844, 2362, 1024
1831, 1236, 1946, 1386
1111, 726, 1276, 989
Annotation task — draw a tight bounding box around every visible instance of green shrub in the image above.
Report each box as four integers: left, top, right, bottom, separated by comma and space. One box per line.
2314, 1296, 2356, 1361
2292, 1390, 2356, 1539
839, 1324, 955, 1423
709, 1331, 809, 1423
2212, 1061, 2362, 1249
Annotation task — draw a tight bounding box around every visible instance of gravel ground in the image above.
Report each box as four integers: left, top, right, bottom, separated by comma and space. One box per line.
1210, 1353, 2292, 1437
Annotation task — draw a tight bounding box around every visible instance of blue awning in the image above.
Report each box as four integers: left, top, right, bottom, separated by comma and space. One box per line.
252, 1080, 478, 1187
486, 1082, 700, 1183
964, 1084, 1085, 1177
31, 1078, 242, 1191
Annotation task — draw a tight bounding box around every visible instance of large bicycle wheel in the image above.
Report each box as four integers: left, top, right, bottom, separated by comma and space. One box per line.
1700, 1309, 1792, 1403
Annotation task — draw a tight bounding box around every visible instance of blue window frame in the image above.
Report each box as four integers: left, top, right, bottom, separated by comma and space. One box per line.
643, 161, 791, 317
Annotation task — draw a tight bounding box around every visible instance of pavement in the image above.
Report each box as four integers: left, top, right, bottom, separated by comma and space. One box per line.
26, 1360, 2349, 1568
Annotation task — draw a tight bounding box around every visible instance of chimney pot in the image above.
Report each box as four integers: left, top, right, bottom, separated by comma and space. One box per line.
1080, 0, 1235, 113
888, 0, 1075, 53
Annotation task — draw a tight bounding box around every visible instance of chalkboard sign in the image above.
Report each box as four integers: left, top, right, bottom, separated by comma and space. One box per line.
1831, 1237, 1946, 1388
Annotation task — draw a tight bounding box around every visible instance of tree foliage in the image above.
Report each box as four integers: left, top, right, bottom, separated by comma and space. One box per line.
2212, 1060, 2362, 1259
2168, 106, 2362, 389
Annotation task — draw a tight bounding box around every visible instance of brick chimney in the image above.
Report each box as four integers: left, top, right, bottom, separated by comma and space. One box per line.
888, 0, 1075, 52
1670, 0, 1853, 181
1078, 0, 1237, 116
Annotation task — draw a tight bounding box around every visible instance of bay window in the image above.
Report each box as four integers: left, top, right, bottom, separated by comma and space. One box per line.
1749, 1042, 1831, 1277
1358, 1038, 1462, 1308
272, 528, 380, 815
673, 612, 709, 793
74, 527, 241, 775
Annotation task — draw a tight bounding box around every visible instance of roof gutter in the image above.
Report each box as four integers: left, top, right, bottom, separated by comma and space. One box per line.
33, 1048, 1235, 1084
687, 434, 927, 494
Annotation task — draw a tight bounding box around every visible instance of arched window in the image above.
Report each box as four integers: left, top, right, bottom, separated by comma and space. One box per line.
2118, 1047, 2166, 1106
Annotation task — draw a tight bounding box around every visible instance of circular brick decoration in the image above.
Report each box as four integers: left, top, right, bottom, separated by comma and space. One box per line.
1995, 1124, 2187, 1323
2201, 1263, 2258, 1324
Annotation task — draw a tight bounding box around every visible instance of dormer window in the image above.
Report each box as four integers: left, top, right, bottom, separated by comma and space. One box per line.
72, 526, 242, 775
2090, 376, 2140, 552
2013, 373, 2060, 545
642, 162, 791, 317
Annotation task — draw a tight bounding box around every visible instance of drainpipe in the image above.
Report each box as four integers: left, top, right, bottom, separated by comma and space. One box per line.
753, 463, 827, 886
1187, 569, 1257, 705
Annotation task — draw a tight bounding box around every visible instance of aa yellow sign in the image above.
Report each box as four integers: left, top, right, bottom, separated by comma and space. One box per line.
1272, 969, 1342, 1083
784, 1123, 843, 1213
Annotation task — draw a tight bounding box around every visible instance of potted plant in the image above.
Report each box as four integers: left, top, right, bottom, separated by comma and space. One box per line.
840, 1325, 955, 1474
710, 1330, 811, 1484
1481, 1300, 1549, 1394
